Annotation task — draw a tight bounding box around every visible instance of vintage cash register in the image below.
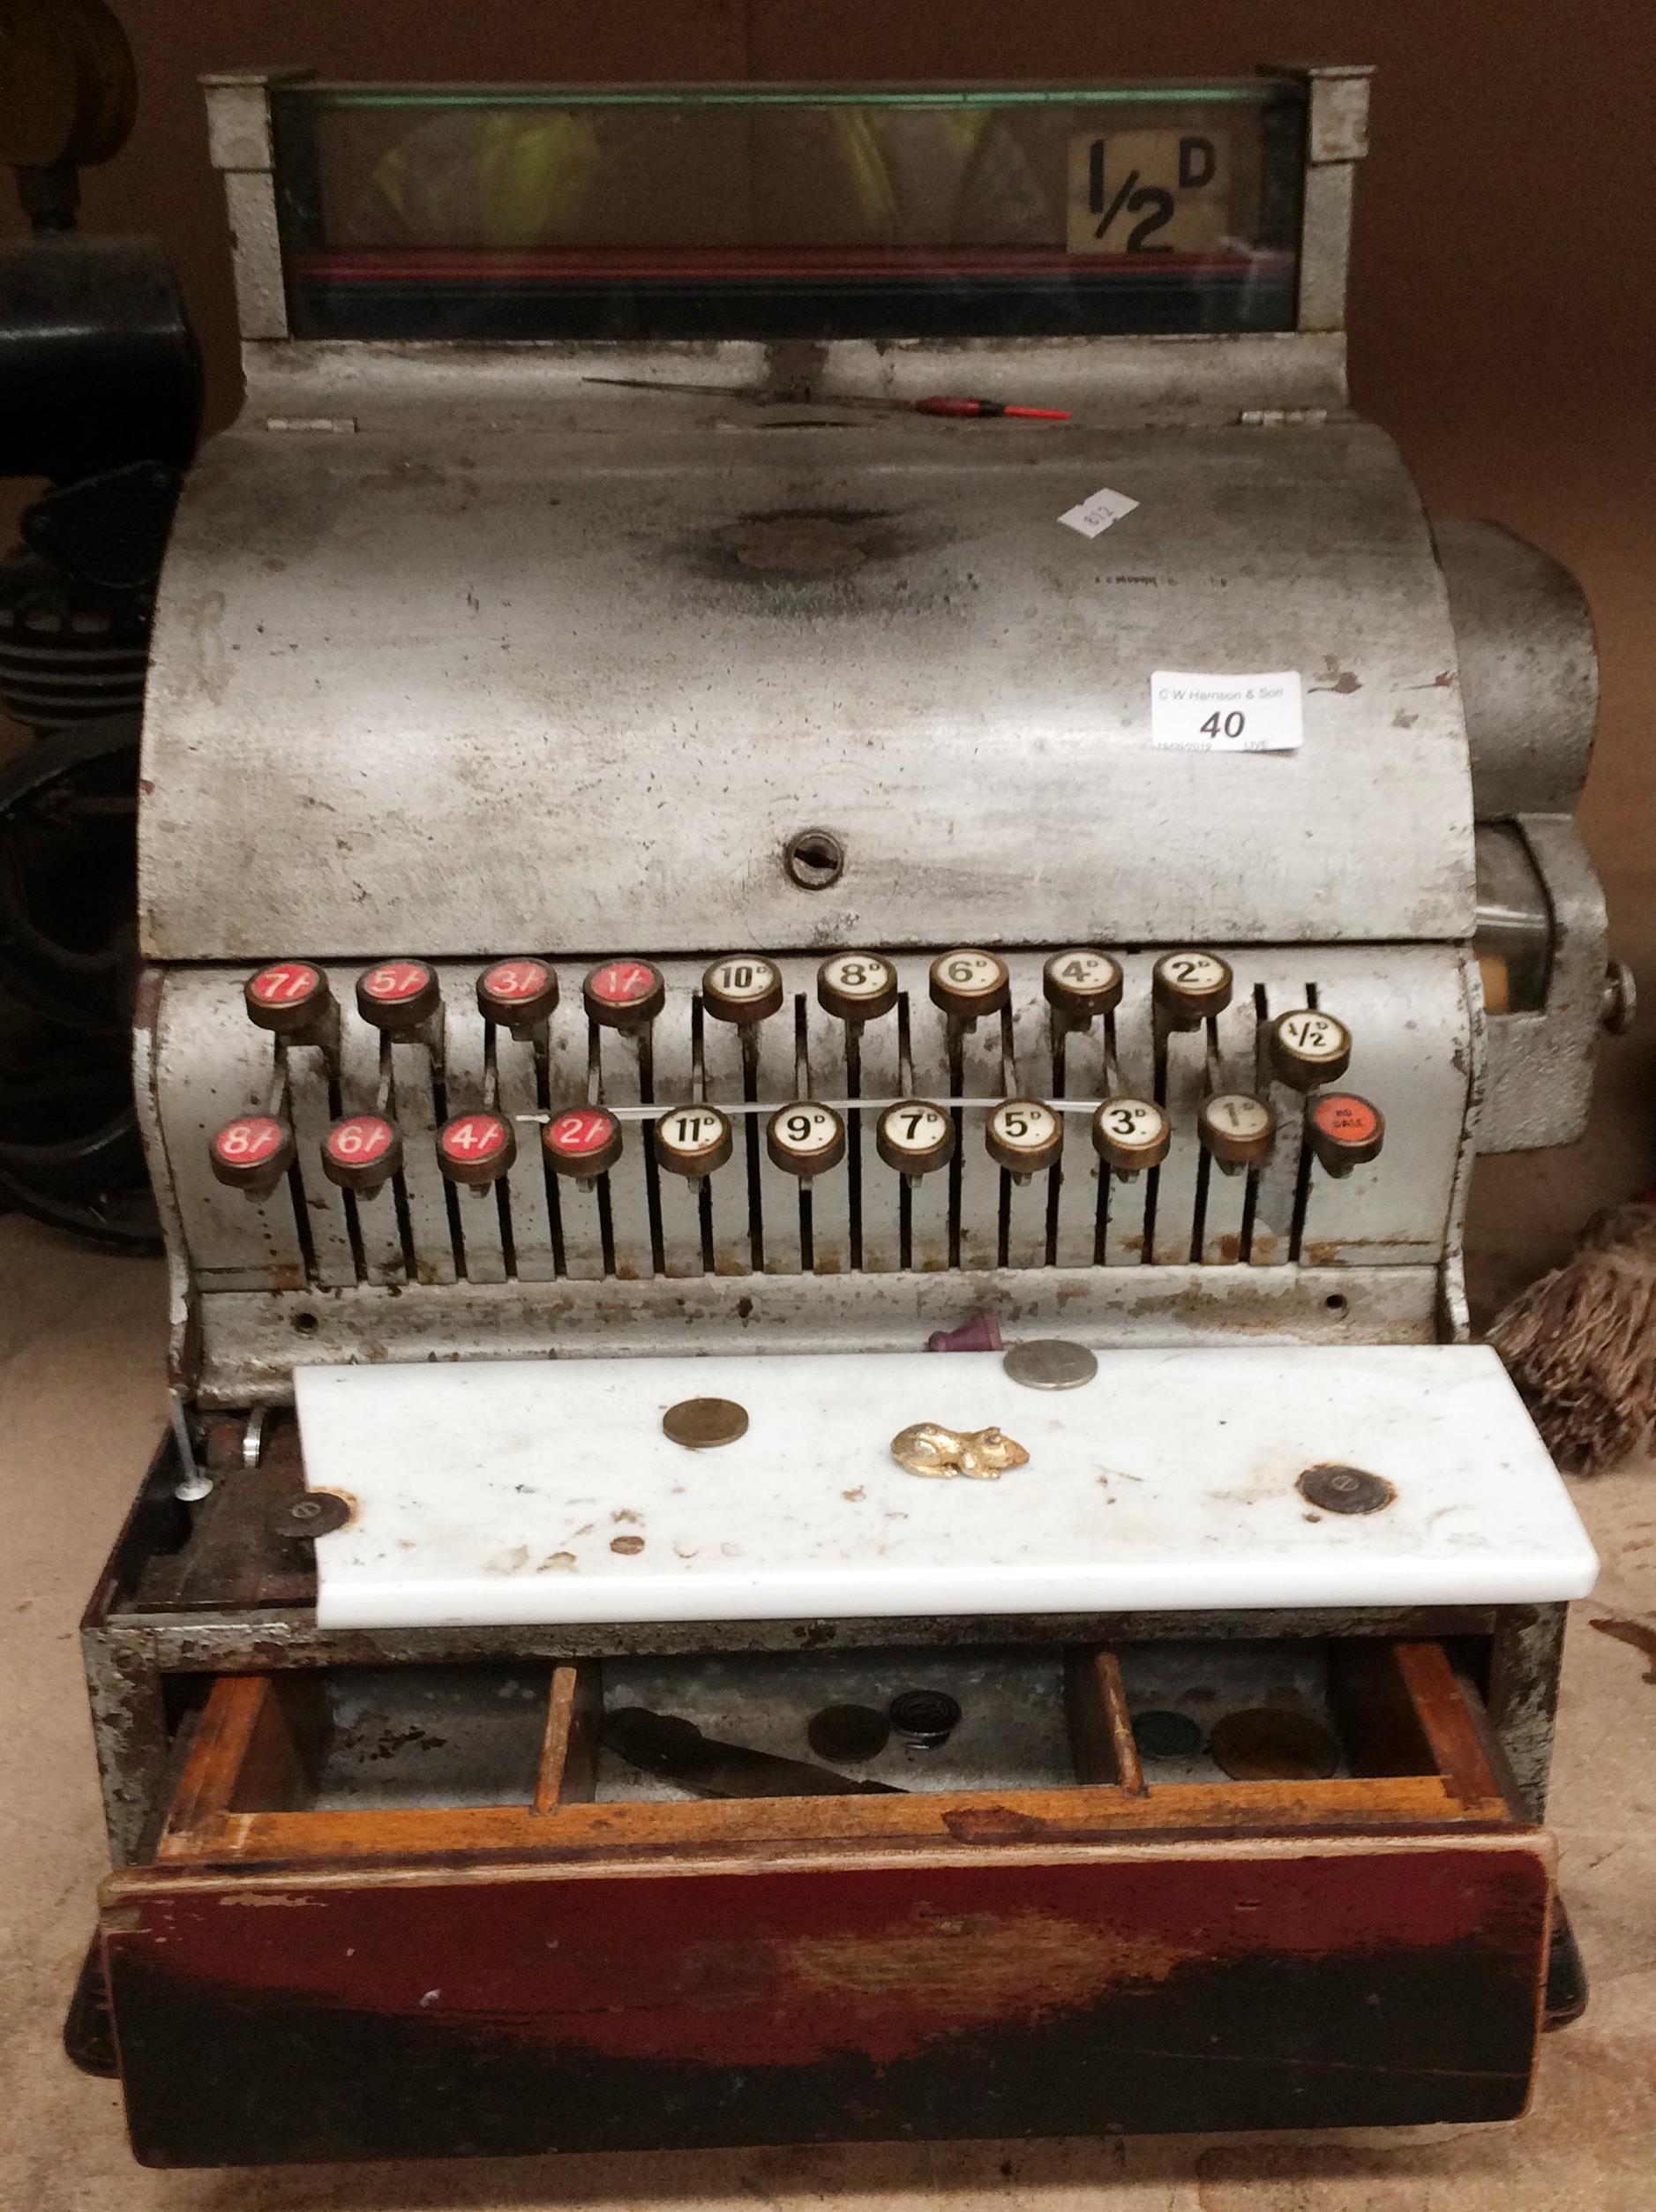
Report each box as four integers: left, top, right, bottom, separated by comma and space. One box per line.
79, 66, 1623, 2163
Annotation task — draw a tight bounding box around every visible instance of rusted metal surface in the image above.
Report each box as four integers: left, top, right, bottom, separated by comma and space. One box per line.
139, 413, 1473, 961
240, 330, 1355, 438
146, 941, 1474, 1409
101, 1833, 1550, 2162
132, 1418, 311, 1615
1440, 521, 1599, 819
162, 964, 1473, 1271
1442, 508, 1611, 1153
191, 1263, 1446, 1406
87, 1416, 1532, 1865
81, 1630, 174, 1868
200, 71, 315, 341
86, 1587, 1558, 1871
1477, 817, 1611, 1151
1486, 1602, 1569, 1821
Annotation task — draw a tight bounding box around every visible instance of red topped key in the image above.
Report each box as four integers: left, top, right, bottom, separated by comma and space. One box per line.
1308, 1092, 1385, 1177
582, 958, 665, 1031
476, 957, 559, 1030
209, 1113, 293, 1197
542, 1104, 624, 1179
244, 961, 333, 1036
437, 1110, 516, 1188
356, 959, 440, 1031
321, 1113, 401, 1195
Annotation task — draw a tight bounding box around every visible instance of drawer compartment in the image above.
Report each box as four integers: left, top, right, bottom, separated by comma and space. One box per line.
101, 1638, 1555, 2163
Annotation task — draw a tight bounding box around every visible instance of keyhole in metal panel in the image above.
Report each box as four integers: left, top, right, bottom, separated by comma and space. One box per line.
785, 829, 843, 890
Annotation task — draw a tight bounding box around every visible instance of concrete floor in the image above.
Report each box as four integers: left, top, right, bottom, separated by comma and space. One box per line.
3, 885, 1654, 2208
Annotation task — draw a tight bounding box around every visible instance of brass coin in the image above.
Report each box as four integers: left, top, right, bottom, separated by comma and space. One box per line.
1209, 1706, 1341, 1783
1297, 1462, 1396, 1515
662, 1396, 749, 1451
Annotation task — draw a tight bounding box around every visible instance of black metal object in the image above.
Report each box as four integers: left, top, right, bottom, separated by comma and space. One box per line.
267, 1493, 352, 1543
599, 1708, 904, 1797
64, 1931, 118, 2078
806, 1703, 891, 1761
1132, 1708, 1205, 1758
0, 713, 156, 1248
0, 236, 199, 482
0, 6, 197, 1253
1544, 1897, 1590, 2029
0, 544, 153, 730
24, 461, 183, 590
0, 1, 138, 181
888, 1687, 963, 1747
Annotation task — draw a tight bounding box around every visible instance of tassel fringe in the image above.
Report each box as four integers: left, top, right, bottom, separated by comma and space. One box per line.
1487, 1200, 1656, 1473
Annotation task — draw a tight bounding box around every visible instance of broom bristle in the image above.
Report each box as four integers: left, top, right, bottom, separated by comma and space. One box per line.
1487, 1201, 1656, 1473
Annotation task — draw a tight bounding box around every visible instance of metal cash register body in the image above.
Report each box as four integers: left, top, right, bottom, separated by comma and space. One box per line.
83, 66, 1619, 2163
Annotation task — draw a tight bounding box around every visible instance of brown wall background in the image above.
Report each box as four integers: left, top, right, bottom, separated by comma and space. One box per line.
4, 3, 1653, 876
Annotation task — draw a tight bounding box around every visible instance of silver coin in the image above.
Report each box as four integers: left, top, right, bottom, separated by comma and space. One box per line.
1002, 1338, 1098, 1391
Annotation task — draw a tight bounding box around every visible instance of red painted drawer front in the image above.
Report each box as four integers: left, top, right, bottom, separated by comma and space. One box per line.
104, 1833, 1552, 2165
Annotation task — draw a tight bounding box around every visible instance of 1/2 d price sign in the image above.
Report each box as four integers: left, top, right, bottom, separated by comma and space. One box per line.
1066, 128, 1231, 256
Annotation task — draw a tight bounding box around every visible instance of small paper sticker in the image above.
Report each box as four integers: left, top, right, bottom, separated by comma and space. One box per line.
1150, 671, 1303, 754
1058, 486, 1140, 537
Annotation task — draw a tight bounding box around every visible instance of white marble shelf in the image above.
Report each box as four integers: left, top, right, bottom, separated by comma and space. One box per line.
296, 1344, 1599, 1631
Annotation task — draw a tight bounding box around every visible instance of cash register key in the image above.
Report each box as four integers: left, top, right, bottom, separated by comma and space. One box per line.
582, 957, 665, 1031
929, 948, 1010, 1023
542, 1104, 624, 1181
818, 950, 898, 1024
244, 961, 332, 1037
356, 958, 440, 1032
1153, 950, 1234, 1027
436, 1110, 517, 1188
1269, 1008, 1353, 1091
654, 1103, 734, 1179
876, 1099, 954, 1177
985, 1098, 1063, 1180
208, 1113, 293, 1198
1043, 949, 1124, 1024
1307, 1092, 1385, 1177
321, 1113, 401, 1196
1198, 1091, 1277, 1171
476, 957, 559, 1031
767, 1101, 845, 1178
701, 955, 784, 1026
1091, 1096, 1171, 1178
